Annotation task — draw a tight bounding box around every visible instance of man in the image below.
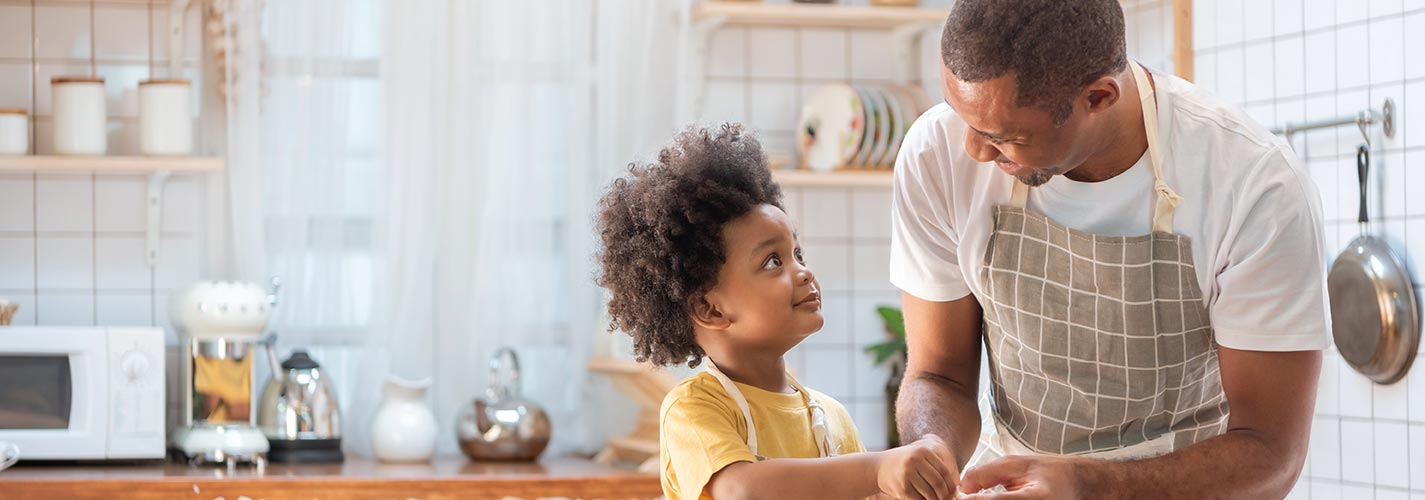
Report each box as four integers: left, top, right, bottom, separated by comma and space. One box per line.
890, 1, 1328, 499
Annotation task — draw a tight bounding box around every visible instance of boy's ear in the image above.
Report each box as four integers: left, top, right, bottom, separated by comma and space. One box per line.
690, 294, 732, 331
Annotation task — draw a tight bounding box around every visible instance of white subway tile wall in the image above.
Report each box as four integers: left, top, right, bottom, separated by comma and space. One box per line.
0, 0, 208, 337
1173, 0, 1425, 496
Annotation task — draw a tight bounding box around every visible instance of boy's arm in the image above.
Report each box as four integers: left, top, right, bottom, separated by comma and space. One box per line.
705, 434, 959, 500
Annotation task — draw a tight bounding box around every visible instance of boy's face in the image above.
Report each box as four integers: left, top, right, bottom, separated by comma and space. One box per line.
700, 204, 824, 351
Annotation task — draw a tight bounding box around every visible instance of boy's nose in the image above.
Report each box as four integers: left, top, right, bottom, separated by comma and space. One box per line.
795, 264, 816, 285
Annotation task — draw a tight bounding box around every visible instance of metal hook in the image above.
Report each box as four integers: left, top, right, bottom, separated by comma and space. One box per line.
1358, 110, 1374, 148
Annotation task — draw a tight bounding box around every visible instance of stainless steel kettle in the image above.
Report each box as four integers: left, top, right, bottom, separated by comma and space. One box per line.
455, 348, 551, 461
257, 347, 343, 463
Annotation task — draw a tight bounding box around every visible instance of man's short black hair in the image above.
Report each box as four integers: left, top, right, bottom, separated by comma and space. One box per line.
941, 0, 1128, 125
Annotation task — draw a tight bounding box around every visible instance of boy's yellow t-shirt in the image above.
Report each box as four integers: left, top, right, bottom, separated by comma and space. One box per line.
659, 371, 866, 500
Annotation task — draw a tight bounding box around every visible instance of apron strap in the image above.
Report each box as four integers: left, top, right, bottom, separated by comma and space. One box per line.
706, 361, 759, 456
1010, 179, 1030, 208
785, 374, 837, 457
1129, 62, 1181, 234
705, 361, 838, 458
1008, 62, 1181, 233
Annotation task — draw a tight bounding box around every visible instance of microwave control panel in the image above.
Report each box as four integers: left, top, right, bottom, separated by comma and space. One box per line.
106, 327, 166, 458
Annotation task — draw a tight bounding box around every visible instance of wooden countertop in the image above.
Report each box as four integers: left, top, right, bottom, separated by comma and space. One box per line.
0, 456, 662, 500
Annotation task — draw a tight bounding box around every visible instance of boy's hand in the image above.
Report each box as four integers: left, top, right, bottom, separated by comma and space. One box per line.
873, 433, 960, 500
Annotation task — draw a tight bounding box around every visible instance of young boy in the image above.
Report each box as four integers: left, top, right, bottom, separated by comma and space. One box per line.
596, 124, 958, 500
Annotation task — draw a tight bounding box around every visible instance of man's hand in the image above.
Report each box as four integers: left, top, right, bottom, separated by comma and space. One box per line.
873, 434, 962, 500
957, 454, 1086, 500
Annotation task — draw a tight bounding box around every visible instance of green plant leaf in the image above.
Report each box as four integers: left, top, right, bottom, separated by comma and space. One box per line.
864, 341, 903, 365
876, 306, 905, 338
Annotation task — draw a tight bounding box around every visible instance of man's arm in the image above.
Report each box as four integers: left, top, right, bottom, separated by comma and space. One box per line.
896, 292, 985, 471
959, 347, 1320, 500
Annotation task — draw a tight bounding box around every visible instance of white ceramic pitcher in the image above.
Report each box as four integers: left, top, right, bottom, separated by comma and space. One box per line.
370, 376, 437, 463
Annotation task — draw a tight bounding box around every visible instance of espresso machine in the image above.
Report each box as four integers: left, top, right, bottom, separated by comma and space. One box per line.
170, 280, 278, 467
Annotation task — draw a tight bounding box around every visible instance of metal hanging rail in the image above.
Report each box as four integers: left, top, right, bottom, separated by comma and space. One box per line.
1271, 99, 1395, 146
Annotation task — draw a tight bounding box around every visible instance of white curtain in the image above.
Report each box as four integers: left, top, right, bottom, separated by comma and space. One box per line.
343, 0, 687, 456
220, 0, 383, 433
222, 0, 685, 458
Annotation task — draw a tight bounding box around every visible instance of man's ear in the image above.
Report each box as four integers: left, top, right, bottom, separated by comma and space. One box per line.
1081, 74, 1123, 114
690, 293, 732, 331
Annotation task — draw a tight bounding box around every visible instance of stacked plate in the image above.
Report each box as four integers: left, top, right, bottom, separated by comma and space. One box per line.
796, 83, 932, 172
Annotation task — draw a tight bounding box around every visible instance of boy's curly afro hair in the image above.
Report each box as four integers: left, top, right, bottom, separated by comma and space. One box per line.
596, 123, 783, 368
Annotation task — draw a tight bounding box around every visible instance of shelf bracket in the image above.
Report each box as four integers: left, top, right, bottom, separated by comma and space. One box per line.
891, 22, 938, 85
145, 170, 172, 267
683, 14, 728, 124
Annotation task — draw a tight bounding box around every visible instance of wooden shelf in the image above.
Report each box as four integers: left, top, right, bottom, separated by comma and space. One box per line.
0, 155, 223, 266
773, 169, 893, 188
693, 2, 948, 29
0, 456, 661, 500
0, 155, 225, 174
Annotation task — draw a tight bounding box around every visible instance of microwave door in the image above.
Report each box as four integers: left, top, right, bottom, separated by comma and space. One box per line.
0, 328, 108, 459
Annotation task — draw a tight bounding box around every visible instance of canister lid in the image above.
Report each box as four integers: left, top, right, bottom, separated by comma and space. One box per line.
0, 108, 26, 115
140, 78, 191, 86
51, 76, 105, 84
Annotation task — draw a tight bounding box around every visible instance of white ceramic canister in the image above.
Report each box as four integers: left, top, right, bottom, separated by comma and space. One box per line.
138, 79, 192, 155
51, 76, 107, 155
0, 109, 28, 155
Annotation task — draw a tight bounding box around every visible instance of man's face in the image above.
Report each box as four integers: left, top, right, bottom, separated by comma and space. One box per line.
941, 66, 1098, 187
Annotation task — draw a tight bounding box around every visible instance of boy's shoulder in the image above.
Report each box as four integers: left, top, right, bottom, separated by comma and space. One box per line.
659, 371, 738, 420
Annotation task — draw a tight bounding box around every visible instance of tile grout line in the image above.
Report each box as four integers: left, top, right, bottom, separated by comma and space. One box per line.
743, 26, 751, 131
89, 0, 97, 325
29, 0, 38, 323
146, 0, 155, 327
146, 0, 152, 79
88, 0, 95, 77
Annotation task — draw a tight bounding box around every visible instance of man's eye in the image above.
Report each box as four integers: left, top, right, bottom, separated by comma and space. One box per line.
763, 255, 782, 270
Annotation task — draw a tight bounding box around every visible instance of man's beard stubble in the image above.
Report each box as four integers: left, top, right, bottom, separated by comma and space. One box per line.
1016, 169, 1054, 187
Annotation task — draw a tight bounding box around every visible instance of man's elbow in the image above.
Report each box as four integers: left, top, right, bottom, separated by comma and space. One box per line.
901, 368, 976, 398
1272, 436, 1309, 497
1236, 428, 1308, 497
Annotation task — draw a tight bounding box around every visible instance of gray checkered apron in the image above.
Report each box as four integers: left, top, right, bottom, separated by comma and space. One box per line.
970, 63, 1229, 464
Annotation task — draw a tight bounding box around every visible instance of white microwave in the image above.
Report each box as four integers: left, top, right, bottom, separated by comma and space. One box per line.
0, 327, 166, 460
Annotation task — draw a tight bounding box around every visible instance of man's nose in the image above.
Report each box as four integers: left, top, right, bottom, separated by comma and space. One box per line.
964, 130, 1001, 163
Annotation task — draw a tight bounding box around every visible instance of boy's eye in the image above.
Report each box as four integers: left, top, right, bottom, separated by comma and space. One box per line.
763, 255, 782, 270
794, 247, 805, 264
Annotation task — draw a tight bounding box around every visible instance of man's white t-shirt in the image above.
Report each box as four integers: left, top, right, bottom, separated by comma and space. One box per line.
889, 66, 1331, 352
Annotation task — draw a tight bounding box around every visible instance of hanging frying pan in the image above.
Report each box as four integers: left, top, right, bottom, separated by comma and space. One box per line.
1328, 144, 1419, 384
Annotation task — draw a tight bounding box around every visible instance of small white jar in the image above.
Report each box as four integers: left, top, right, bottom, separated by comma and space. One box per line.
139, 79, 192, 156
51, 76, 107, 155
0, 109, 28, 155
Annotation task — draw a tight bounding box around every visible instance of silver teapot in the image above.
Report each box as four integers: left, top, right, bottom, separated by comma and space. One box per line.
257, 346, 343, 463
455, 348, 551, 461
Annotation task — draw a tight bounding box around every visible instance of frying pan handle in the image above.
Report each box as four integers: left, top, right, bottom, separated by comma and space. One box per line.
1358, 144, 1370, 224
